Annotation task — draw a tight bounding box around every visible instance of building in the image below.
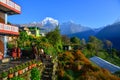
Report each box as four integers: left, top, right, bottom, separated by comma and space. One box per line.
19, 26, 46, 37
28, 27, 40, 37
63, 45, 72, 51
0, 0, 21, 59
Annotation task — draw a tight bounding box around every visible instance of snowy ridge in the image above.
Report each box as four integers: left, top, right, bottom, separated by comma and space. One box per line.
41, 17, 59, 26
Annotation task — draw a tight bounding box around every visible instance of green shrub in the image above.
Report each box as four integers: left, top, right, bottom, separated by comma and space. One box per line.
8, 67, 14, 74
14, 65, 19, 72
11, 76, 25, 80
1, 71, 8, 78
7, 43, 14, 49
31, 68, 40, 80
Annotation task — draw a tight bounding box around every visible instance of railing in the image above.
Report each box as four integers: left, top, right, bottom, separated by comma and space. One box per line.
0, 0, 21, 13
0, 22, 19, 35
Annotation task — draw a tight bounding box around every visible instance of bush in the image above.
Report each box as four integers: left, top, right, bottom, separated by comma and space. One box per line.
11, 76, 25, 80
31, 68, 40, 80
14, 65, 19, 72
58, 50, 120, 80
1, 71, 8, 78
8, 67, 14, 74
7, 43, 14, 49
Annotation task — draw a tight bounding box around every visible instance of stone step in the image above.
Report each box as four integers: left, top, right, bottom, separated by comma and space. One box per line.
42, 71, 52, 75
42, 74, 51, 78
41, 77, 52, 80
44, 70, 53, 73
43, 61, 52, 63
45, 65, 53, 68
41, 57, 53, 80
43, 59, 52, 61
45, 64, 53, 67
43, 62, 53, 65
45, 67, 53, 70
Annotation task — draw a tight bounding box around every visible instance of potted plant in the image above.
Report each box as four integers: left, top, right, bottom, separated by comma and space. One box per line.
25, 62, 29, 71
28, 61, 32, 69
37, 61, 42, 67
1, 71, 8, 80
14, 65, 19, 76
32, 60, 37, 68
18, 65, 23, 75
8, 67, 14, 79
22, 63, 26, 73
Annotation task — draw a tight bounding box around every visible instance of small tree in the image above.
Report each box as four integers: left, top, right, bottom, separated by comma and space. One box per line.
104, 40, 113, 54
17, 31, 29, 48
62, 35, 70, 45
70, 37, 80, 44
87, 36, 103, 55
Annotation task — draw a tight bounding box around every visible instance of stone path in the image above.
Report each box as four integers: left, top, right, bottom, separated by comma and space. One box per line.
41, 56, 53, 80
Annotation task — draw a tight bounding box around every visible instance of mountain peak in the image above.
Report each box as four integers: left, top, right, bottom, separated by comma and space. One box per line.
41, 17, 59, 26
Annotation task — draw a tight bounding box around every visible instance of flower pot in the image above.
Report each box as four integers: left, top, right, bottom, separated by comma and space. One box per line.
34, 64, 37, 67
15, 72, 18, 76
31, 64, 34, 68
32, 64, 36, 68
25, 67, 28, 71
18, 70, 23, 75
28, 66, 32, 69
22, 69, 25, 73
2, 77, 7, 80
8, 73, 13, 79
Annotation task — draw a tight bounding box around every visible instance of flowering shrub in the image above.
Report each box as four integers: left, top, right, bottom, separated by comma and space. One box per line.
57, 50, 120, 80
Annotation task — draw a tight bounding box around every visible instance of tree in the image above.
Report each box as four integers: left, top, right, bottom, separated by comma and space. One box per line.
104, 40, 113, 55
105, 40, 112, 49
87, 36, 103, 55
17, 31, 29, 48
70, 37, 80, 44
46, 27, 63, 53
61, 35, 70, 45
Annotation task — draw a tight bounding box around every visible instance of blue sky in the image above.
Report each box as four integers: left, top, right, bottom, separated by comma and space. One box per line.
8, 0, 120, 28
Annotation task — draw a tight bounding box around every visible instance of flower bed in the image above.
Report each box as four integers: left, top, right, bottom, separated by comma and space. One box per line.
0, 59, 43, 80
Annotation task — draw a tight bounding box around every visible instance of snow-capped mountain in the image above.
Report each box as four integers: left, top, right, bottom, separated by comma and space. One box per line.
41, 17, 59, 26
41, 17, 59, 32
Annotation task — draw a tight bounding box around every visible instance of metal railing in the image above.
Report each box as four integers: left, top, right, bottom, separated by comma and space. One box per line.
0, 0, 21, 13
0, 22, 19, 33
